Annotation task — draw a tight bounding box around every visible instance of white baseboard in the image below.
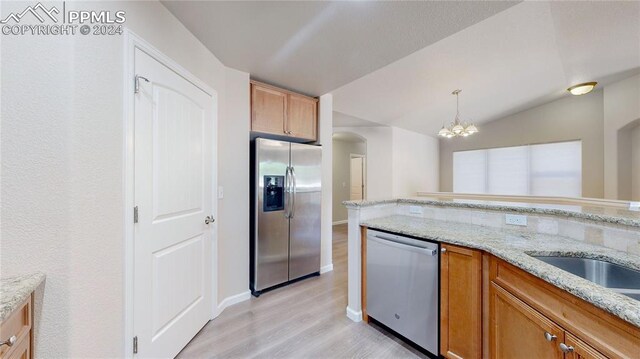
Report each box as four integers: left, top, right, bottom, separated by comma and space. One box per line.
346, 307, 362, 322
332, 220, 348, 225
320, 263, 334, 274
216, 290, 251, 316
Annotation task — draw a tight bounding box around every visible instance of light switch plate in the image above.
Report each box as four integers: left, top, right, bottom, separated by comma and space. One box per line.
505, 214, 527, 226
218, 186, 224, 199
409, 206, 423, 215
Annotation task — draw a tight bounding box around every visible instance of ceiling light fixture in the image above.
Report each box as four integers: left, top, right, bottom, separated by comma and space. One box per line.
567, 82, 597, 96
438, 89, 478, 138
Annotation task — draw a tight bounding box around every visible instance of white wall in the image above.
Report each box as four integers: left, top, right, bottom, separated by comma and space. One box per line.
333, 126, 439, 199
392, 127, 439, 197
319, 95, 333, 271
0, 1, 250, 357
603, 73, 640, 199
332, 139, 366, 222
218, 68, 250, 302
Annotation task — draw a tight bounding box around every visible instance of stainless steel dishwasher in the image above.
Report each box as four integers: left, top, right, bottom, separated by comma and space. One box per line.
366, 229, 439, 355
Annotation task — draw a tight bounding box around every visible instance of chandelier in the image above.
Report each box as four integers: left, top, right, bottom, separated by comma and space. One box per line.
438, 89, 478, 138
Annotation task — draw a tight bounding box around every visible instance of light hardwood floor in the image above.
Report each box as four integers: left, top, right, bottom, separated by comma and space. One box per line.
177, 224, 426, 358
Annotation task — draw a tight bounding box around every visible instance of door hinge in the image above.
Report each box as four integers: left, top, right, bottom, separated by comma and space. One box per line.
133, 206, 139, 223
133, 336, 138, 354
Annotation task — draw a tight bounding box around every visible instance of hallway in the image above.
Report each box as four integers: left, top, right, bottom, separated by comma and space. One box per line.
177, 224, 425, 358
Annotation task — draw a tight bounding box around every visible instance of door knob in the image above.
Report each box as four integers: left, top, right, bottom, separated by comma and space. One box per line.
205, 215, 215, 224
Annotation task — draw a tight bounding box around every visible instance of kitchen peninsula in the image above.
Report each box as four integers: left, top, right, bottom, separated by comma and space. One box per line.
345, 195, 640, 358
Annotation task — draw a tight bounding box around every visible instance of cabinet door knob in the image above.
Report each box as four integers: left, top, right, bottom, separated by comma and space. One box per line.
559, 343, 574, 353
441, 248, 447, 253
544, 332, 557, 342
0, 335, 17, 347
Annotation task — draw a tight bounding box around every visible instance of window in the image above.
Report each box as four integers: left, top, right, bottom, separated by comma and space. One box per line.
453, 141, 581, 197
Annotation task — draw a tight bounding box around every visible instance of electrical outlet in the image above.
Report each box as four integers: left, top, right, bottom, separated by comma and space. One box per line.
409, 206, 423, 215
505, 214, 527, 226
630, 202, 640, 211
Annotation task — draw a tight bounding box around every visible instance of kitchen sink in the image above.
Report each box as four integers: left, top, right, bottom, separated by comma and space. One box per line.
532, 256, 640, 301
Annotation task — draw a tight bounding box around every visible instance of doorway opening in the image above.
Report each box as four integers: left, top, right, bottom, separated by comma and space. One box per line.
332, 132, 367, 225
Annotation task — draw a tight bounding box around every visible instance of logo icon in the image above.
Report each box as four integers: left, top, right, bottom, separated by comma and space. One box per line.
0, 2, 59, 24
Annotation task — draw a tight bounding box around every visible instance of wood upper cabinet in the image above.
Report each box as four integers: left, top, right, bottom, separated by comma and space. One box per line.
251, 83, 287, 135
250, 81, 318, 141
287, 94, 317, 140
489, 283, 564, 359
440, 244, 482, 359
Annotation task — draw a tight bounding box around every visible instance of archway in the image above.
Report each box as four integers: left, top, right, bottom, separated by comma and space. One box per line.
332, 132, 367, 225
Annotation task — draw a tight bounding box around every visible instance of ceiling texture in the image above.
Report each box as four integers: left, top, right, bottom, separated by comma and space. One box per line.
161, 0, 519, 96
163, 1, 640, 136
331, 1, 640, 136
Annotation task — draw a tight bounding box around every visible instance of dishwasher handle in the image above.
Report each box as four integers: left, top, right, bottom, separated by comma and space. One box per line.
368, 234, 438, 256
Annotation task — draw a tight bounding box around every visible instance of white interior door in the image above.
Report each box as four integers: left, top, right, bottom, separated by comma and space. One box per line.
350, 156, 365, 200
134, 48, 215, 358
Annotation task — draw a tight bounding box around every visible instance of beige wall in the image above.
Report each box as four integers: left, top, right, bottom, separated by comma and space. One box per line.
439, 90, 605, 198
603, 73, 640, 199
333, 126, 440, 201
334, 126, 394, 200
632, 125, 640, 201
392, 127, 439, 197
332, 138, 366, 222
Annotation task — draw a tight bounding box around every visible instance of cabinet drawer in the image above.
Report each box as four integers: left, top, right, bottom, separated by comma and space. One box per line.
6, 335, 29, 359
490, 257, 640, 358
0, 296, 32, 358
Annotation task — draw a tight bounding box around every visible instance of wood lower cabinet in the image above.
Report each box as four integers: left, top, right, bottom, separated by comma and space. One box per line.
440, 244, 482, 359
563, 332, 607, 359
0, 295, 32, 359
359, 228, 639, 358
490, 257, 639, 359
250, 81, 318, 141
490, 282, 564, 359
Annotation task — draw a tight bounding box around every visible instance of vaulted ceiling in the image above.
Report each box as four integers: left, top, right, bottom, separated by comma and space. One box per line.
163, 1, 640, 136
331, 1, 640, 135
161, 0, 519, 96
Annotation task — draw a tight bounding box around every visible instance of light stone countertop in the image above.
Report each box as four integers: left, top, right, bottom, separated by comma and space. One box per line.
361, 215, 640, 328
345, 197, 640, 228
0, 272, 45, 322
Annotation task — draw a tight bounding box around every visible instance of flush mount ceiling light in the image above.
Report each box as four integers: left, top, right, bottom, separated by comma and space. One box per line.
438, 89, 478, 139
567, 82, 597, 96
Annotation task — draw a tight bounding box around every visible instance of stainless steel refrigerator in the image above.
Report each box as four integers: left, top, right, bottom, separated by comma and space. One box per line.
251, 138, 322, 296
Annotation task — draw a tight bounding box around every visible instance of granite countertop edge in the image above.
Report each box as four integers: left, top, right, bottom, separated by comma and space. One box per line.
344, 198, 640, 228
361, 215, 640, 328
0, 272, 45, 322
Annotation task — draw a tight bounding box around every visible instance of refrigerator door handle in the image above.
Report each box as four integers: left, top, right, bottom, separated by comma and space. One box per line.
284, 166, 291, 218
290, 166, 297, 218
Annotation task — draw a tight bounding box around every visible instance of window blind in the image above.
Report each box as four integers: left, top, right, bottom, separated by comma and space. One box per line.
453, 141, 581, 197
